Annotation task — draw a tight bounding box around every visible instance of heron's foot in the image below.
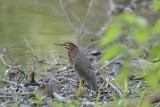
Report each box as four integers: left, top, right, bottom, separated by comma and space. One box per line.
78, 81, 87, 96
79, 80, 86, 87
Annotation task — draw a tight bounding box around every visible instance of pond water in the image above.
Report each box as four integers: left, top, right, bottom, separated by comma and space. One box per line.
0, 0, 106, 76
0, 0, 159, 76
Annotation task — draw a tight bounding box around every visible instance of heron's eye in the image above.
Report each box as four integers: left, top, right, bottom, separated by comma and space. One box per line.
64, 44, 69, 47
63, 44, 71, 50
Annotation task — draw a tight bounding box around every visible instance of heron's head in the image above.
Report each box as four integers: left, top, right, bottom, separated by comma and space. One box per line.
54, 42, 77, 51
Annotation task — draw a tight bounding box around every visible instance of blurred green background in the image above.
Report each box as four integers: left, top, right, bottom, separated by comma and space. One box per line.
0, 0, 159, 76
0, 0, 108, 76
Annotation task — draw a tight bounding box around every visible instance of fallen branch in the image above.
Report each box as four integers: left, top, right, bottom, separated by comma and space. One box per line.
98, 54, 122, 72
24, 38, 39, 61
77, 0, 94, 43
53, 92, 71, 103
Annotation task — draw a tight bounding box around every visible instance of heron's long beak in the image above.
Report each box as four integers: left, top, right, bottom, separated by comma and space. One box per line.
54, 43, 69, 49
53, 43, 64, 46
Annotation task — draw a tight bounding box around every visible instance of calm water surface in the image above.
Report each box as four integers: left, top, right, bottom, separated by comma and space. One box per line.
0, 0, 105, 76
0, 0, 75, 75
0, 0, 159, 76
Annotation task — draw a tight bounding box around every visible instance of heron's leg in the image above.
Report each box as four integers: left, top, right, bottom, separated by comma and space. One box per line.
79, 80, 86, 87
81, 80, 86, 87
77, 76, 86, 88
78, 80, 87, 96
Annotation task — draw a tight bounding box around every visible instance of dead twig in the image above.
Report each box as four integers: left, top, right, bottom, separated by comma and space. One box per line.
55, 68, 74, 75
0, 53, 25, 76
108, 82, 123, 97
81, 101, 96, 106
98, 54, 122, 72
3, 48, 14, 63
77, 0, 94, 43
24, 38, 39, 61
84, 39, 101, 52
96, 0, 115, 37
59, 0, 75, 31
0, 79, 17, 86
53, 92, 71, 103
98, 79, 106, 90
0, 54, 22, 68
0, 92, 33, 96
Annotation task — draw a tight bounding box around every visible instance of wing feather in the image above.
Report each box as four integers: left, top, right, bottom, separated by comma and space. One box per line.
74, 52, 94, 80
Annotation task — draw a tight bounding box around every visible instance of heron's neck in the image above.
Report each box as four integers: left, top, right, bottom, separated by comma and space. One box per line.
68, 47, 79, 65
68, 47, 79, 58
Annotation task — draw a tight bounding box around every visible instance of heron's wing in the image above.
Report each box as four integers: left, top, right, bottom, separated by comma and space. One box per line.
74, 52, 95, 79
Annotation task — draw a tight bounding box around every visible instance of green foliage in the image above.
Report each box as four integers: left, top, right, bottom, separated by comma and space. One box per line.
100, 1, 160, 106
101, 12, 160, 84
115, 13, 148, 29
150, 44, 160, 58
67, 100, 78, 107
145, 71, 159, 88
100, 24, 124, 46
134, 29, 149, 45
53, 101, 64, 107
145, 63, 160, 88
117, 62, 133, 84
11, 103, 19, 107
140, 102, 151, 107
78, 86, 87, 96
151, 19, 160, 35
115, 13, 149, 45
29, 92, 43, 106
53, 100, 78, 107
117, 62, 133, 95
96, 91, 101, 102
101, 44, 126, 64
153, 0, 160, 11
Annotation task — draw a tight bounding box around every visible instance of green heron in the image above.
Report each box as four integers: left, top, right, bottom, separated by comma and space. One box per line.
54, 42, 97, 91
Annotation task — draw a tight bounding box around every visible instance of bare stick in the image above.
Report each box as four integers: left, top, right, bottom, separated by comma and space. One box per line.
0, 54, 22, 68
108, 82, 123, 97
59, 0, 75, 31
96, 0, 115, 37
53, 92, 71, 103
98, 54, 122, 72
24, 38, 38, 61
6, 53, 14, 63
77, 0, 94, 43
71, 11, 82, 24
99, 80, 106, 90
0, 92, 33, 96
84, 39, 101, 52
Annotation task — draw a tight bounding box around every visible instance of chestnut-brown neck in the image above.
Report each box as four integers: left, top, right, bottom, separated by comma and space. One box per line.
68, 46, 79, 58
68, 46, 79, 65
